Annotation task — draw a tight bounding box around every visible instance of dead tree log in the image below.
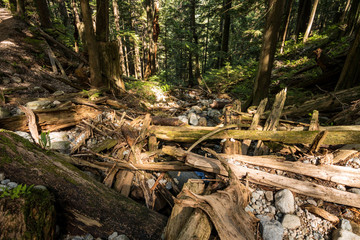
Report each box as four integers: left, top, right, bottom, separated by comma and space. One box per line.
0, 131, 166, 239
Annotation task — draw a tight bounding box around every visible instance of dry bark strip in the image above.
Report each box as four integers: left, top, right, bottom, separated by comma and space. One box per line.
18, 106, 39, 143
0, 132, 166, 239
151, 126, 360, 145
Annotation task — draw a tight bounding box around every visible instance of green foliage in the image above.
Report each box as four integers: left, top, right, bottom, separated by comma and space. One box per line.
39, 131, 51, 149
0, 184, 34, 199
125, 80, 169, 103
82, 89, 102, 100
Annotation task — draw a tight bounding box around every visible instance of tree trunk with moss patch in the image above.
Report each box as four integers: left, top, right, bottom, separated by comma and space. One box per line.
0, 131, 166, 239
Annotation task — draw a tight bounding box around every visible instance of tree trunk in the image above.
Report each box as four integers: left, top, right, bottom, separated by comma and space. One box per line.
0, 131, 166, 239
130, 9, 143, 79
112, 0, 127, 77
56, 0, 69, 26
34, 0, 52, 28
80, 0, 103, 87
295, 0, 311, 41
190, 0, 202, 86
144, 0, 159, 79
335, 28, 360, 90
279, 0, 293, 54
250, 0, 285, 106
71, 0, 83, 53
219, 0, 232, 67
303, 0, 319, 43
16, 0, 25, 17
347, 0, 360, 35
96, 0, 109, 42
340, 0, 352, 24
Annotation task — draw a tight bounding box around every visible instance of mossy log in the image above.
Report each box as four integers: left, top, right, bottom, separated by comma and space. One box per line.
0, 188, 56, 239
0, 131, 167, 239
150, 126, 360, 145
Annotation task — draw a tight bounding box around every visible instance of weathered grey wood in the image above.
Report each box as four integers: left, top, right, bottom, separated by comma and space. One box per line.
309, 110, 319, 131
254, 89, 287, 155
184, 152, 360, 208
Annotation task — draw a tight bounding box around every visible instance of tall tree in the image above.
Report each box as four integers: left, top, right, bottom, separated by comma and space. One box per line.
303, 0, 320, 43
144, 0, 160, 79
112, 0, 127, 76
340, 0, 352, 24
295, 0, 311, 41
34, 0, 52, 28
56, 0, 69, 26
279, 0, 293, 53
335, 28, 360, 90
346, 0, 360, 35
16, 0, 25, 17
80, 0, 103, 87
96, 0, 109, 42
250, 0, 285, 106
219, 0, 232, 67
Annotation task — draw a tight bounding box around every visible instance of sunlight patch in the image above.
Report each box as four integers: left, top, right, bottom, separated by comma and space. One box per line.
0, 40, 17, 46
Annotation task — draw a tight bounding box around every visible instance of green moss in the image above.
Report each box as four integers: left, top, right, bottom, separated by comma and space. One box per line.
0, 146, 13, 165
23, 189, 56, 239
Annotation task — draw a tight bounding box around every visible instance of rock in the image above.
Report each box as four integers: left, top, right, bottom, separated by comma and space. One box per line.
343, 209, 355, 219
84, 234, 94, 240
191, 105, 202, 113
2, 78, 11, 84
14, 131, 34, 143
114, 235, 130, 240
25, 100, 52, 110
1, 179, 10, 185
6, 182, 18, 189
34, 185, 47, 191
337, 184, 346, 191
332, 229, 360, 240
108, 232, 118, 240
48, 132, 71, 152
0, 173, 4, 181
11, 75, 22, 83
52, 90, 65, 96
177, 115, 188, 124
340, 219, 352, 231
282, 214, 301, 229
198, 117, 207, 126
0, 184, 7, 191
146, 179, 155, 189
207, 109, 221, 118
349, 188, 360, 195
53, 100, 61, 105
265, 191, 274, 202
258, 215, 284, 240
0, 107, 10, 119
188, 112, 198, 126
251, 191, 261, 201
275, 189, 295, 214
307, 199, 317, 206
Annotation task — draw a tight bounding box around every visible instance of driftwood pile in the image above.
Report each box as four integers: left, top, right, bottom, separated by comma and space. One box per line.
2, 87, 360, 239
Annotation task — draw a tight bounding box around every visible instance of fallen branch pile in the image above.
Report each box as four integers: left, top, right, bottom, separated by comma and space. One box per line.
2, 88, 360, 239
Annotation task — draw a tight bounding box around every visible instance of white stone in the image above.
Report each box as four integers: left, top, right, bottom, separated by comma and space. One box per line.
275, 189, 295, 214
146, 179, 156, 189
113, 235, 130, 240
14, 131, 34, 142
177, 115, 188, 124
26, 100, 52, 110
7, 182, 18, 189
108, 232, 118, 240
349, 188, 360, 195
188, 112, 199, 126
282, 214, 301, 229
11, 76, 22, 83
307, 199, 317, 206
340, 219, 352, 231
332, 229, 360, 240
258, 215, 284, 240
337, 184, 346, 191
252, 191, 261, 201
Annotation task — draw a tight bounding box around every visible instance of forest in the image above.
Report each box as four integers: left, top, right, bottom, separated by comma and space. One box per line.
1, 0, 360, 239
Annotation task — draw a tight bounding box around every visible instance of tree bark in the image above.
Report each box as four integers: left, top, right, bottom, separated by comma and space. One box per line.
279, 0, 293, 54
303, 0, 319, 43
251, 0, 285, 106
112, 0, 127, 76
219, 0, 232, 66
16, 0, 25, 17
144, 0, 159, 79
71, 0, 83, 53
80, 0, 103, 87
347, 0, 360, 35
0, 131, 167, 239
96, 0, 109, 42
34, 0, 52, 28
189, 0, 202, 86
340, 0, 352, 24
56, 0, 69, 26
295, 0, 311, 41
335, 28, 360, 90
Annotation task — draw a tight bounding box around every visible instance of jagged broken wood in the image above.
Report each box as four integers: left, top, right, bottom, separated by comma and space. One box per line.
162, 146, 360, 208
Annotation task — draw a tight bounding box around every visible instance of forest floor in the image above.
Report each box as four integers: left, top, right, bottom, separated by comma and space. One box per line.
2, 7, 360, 240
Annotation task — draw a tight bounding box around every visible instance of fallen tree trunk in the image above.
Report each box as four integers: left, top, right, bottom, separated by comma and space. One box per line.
0, 105, 101, 132
0, 131, 166, 239
151, 126, 360, 145
283, 85, 360, 117
162, 146, 360, 208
